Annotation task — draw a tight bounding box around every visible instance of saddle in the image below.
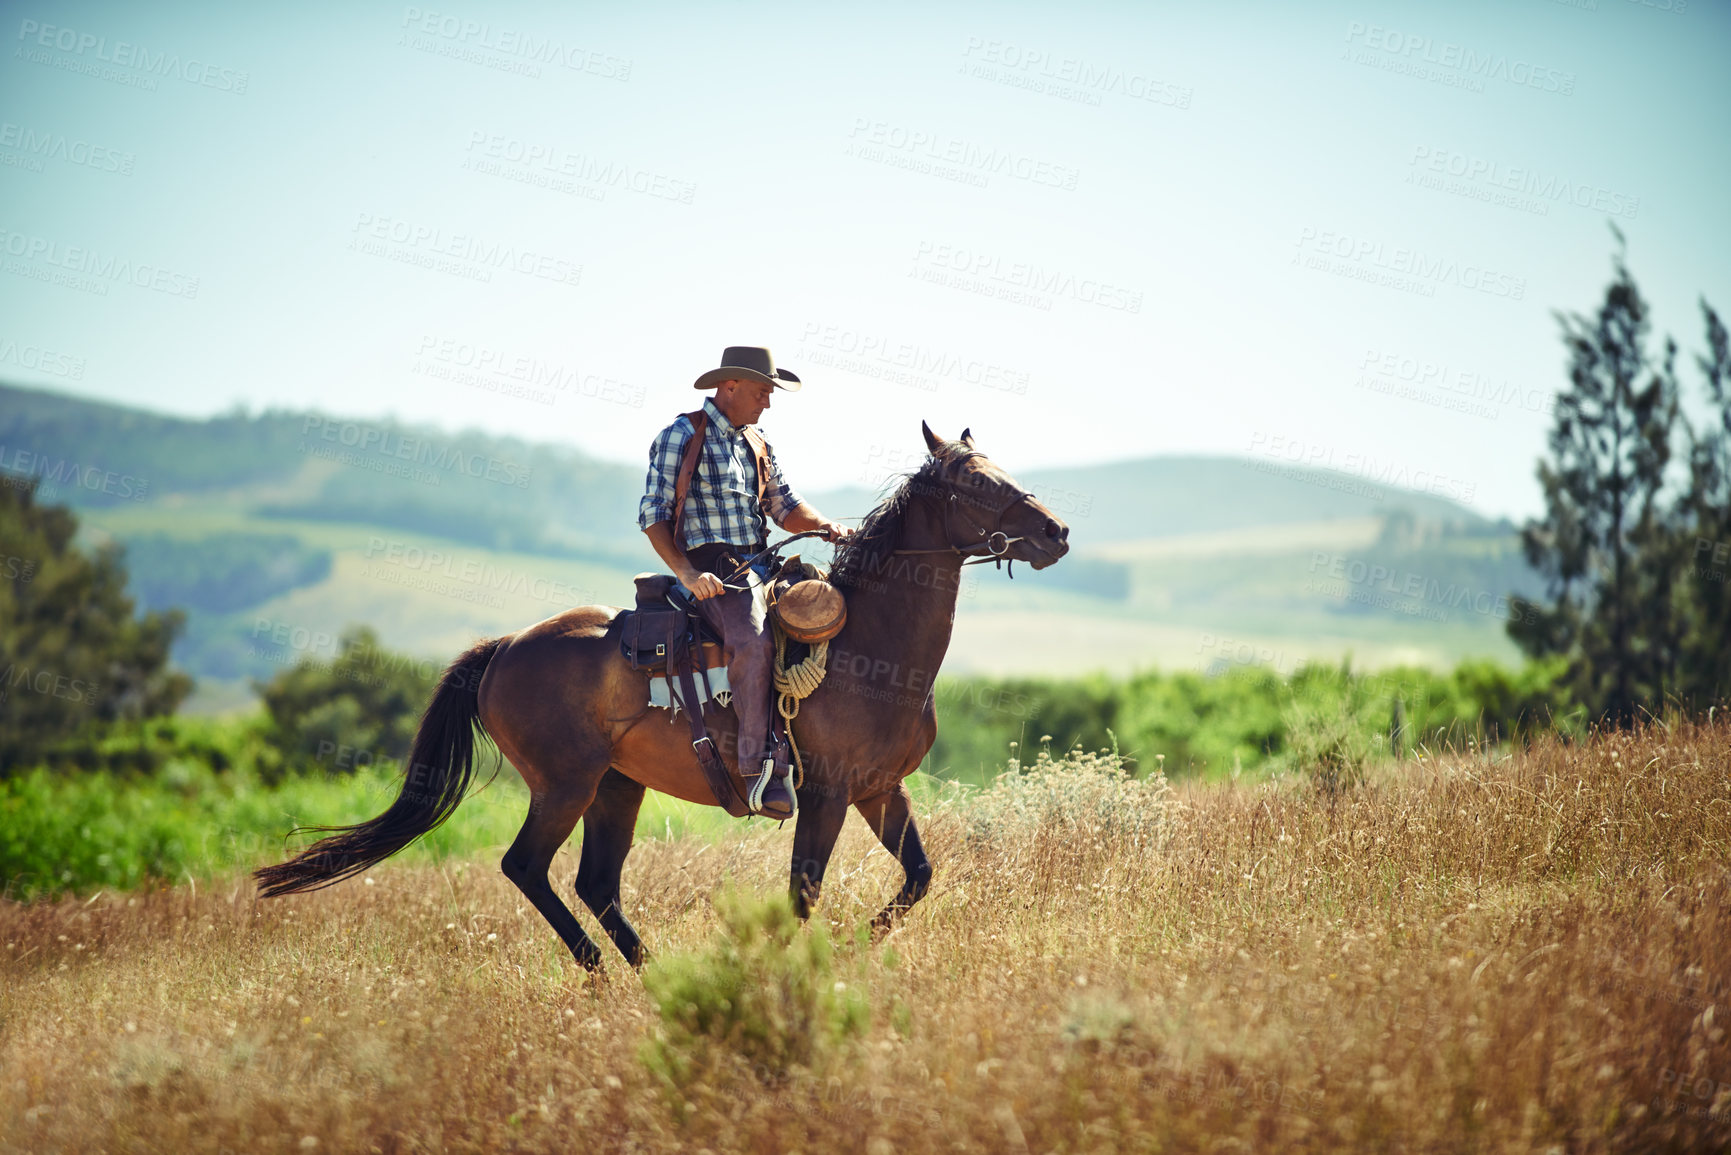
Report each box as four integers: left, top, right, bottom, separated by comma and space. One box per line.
617, 573, 752, 816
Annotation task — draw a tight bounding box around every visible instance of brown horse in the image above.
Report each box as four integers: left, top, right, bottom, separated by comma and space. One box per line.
255, 424, 1070, 969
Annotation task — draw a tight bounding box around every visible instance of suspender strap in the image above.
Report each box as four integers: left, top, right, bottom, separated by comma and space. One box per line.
741, 425, 770, 516
670, 408, 775, 546
671, 409, 707, 546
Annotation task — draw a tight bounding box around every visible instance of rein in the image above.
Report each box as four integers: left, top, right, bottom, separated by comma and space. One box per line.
716, 529, 832, 585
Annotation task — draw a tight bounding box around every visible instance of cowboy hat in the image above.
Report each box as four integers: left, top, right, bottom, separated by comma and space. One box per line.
692, 346, 803, 392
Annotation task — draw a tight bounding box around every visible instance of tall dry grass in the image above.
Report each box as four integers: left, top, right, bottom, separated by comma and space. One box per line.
2, 719, 1728, 1152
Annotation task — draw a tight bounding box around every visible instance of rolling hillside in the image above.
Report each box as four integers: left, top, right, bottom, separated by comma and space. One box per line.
1, 381, 1540, 706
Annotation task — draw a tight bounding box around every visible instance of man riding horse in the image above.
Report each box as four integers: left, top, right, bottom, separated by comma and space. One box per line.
637, 346, 853, 822
257, 382, 1070, 969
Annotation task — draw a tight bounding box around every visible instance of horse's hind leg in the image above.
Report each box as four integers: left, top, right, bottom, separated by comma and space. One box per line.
501, 788, 604, 971
855, 784, 933, 933
574, 769, 648, 968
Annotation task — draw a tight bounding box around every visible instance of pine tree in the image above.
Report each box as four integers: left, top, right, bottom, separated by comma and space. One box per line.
1676, 303, 1731, 702
1508, 235, 1680, 725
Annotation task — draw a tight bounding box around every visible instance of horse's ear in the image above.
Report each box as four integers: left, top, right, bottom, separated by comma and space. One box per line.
921, 421, 945, 456
960, 427, 975, 448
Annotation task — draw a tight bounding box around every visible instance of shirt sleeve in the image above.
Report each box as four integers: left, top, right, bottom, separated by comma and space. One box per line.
637, 416, 692, 531
758, 436, 804, 527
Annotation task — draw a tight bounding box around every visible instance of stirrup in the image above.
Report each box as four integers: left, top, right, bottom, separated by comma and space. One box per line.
747, 757, 776, 813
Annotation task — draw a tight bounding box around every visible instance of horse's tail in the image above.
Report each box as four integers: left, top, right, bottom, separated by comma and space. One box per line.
254, 636, 505, 899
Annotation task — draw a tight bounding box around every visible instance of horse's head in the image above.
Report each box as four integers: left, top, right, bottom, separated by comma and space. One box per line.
916, 421, 1070, 571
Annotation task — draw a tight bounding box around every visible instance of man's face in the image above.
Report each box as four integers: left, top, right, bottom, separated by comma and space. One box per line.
716, 378, 775, 425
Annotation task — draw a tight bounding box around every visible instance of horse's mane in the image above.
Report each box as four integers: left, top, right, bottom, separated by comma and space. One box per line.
829, 453, 949, 591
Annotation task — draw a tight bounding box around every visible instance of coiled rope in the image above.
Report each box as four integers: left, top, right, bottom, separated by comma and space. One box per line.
772, 623, 828, 789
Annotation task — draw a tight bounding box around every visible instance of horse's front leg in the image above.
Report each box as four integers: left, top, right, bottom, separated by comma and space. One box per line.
788, 792, 849, 918
855, 784, 932, 933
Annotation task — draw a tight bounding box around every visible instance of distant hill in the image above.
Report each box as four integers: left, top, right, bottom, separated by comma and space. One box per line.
3, 382, 1493, 547
1, 380, 1536, 699
0, 380, 645, 561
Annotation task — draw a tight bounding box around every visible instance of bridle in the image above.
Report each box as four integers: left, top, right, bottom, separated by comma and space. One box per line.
717, 450, 1043, 586
889, 450, 1040, 575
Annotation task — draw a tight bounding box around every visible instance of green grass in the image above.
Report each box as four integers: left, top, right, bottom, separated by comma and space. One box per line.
0, 755, 751, 902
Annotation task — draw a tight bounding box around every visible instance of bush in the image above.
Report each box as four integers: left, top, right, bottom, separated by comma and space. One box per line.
253, 625, 438, 782
640, 889, 867, 1094
962, 739, 1172, 848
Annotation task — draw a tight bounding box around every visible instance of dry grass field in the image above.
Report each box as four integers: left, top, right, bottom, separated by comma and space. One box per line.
3, 720, 1728, 1153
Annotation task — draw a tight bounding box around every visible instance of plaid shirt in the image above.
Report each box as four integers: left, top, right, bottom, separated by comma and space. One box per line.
637, 398, 805, 550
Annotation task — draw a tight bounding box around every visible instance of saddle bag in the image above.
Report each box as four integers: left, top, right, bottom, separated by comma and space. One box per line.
619, 609, 690, 671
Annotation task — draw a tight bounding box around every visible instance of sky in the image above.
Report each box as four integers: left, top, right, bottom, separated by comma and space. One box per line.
2, 0, 1728, 521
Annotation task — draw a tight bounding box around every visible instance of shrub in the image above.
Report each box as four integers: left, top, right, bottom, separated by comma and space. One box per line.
961, 739, 1173, 848
640, 888, 867, 1094
253, 625, 438, 782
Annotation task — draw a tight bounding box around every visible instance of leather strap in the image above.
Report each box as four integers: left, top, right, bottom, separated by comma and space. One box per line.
671, 409, 707, 546
670, 408, 775, 547
741, 425, 770, 517
671, 617, 751, 816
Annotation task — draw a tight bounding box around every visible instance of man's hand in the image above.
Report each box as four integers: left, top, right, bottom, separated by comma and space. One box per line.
784, 504, 855, 545
685, 571, 726, 600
